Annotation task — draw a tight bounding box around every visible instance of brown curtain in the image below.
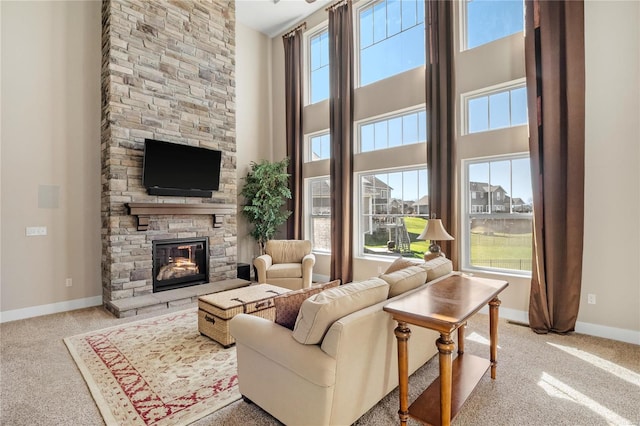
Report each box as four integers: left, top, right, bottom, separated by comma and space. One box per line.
328, 1, 354, 283
425, 0, 457, 268
524, 0, 585, 334
283, 27, 304, 240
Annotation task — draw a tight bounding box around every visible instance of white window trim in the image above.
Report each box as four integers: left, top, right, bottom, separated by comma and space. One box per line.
355, 105, 427, 154
305, 176, 332, 253
459, 0, 525, 52
355, 165, 429, 260
304, 23, 329, 106
460, 78, 527, 136
460, 153, 533, 277
306, 130, 330, 163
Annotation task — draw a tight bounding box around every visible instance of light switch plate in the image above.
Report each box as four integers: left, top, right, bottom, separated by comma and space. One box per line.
26, 226, 47, 236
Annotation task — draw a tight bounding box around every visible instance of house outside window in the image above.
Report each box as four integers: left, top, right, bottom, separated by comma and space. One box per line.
462, 0, 524, 50
307, 177, 331, 252
309, 29, 329, 104
359, 167, 428, 258
464, 154, 533, 274
463, 81, 528, 134
358, 0, 425, 87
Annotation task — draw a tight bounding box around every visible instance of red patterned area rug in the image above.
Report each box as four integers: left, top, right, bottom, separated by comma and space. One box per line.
64, 308, 239, 426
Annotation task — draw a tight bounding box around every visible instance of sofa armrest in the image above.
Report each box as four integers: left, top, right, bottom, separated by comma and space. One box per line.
230, 314, 336, 387
253, 254, 272, 284
301, 253, 316, 288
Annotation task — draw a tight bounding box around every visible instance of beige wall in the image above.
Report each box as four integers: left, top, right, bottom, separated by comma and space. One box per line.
1, 1, 102, 314
581, 0, 639, 332
236, 23, 274, 264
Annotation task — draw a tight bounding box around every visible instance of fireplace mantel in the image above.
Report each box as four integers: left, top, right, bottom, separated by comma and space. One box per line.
126, 203, 236, 231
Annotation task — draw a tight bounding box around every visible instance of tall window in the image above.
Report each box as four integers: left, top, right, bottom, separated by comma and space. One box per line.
307, 177, 331, 251
309, 29, 329, 104
463, 0, 524, 50
464, 83, 527, 134
358, 0, 425, 86
464, 155, 532, 274
359, 168, 428, 258
308, 132, 330, 162
359, 109, 426, 152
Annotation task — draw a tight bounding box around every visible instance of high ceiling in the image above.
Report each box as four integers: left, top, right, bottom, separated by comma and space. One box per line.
236, 0, 332, 38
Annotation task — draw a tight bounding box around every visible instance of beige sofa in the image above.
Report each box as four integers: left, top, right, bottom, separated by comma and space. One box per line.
230, 257, 453, 426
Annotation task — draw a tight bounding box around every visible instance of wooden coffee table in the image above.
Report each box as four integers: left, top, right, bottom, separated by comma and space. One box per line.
384, 274, 508, 426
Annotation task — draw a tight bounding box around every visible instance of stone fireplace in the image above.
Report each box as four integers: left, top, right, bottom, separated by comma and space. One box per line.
100, 0, 238, 317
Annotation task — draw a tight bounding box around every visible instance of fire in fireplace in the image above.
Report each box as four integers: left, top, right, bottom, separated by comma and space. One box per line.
152, 237, 209, 292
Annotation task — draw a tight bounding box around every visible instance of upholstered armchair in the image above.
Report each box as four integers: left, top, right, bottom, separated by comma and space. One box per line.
253, 240, 315, 290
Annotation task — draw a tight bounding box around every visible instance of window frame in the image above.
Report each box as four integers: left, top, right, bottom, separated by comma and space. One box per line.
356, 165, 429, 260
461, 153, 533, 277
355, 107, 427, 154
305, 176, 332, 253
355, 0, 426, 88
459, 0, 524, 51
306, 130, 331, 163
305, 25, 329, 106
461, 79, 527, 135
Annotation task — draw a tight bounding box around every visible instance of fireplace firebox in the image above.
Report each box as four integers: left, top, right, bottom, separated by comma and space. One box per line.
152, 237, 209, 292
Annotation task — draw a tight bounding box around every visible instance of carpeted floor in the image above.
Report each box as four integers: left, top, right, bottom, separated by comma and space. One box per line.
1, 302, 639, 426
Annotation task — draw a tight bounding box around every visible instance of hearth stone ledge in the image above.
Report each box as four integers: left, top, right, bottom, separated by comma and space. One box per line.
106, 278, 250, 318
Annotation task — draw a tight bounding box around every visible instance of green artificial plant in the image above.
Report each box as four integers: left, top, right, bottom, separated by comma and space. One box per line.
240, 158, 292, 255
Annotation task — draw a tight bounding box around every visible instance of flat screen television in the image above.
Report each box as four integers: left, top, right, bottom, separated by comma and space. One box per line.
142, 139, 222, 198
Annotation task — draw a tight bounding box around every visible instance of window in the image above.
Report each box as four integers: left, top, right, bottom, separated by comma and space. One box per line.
464, 155, 533, 274
308, 132, 330, 162
359, 109, 426, 152
309, 29, 329, 104
359, 168, 428, 258
463, 0, 524, 50
307, 177, 331, 251
358, 0, 425, 86
464, 83, 527, 134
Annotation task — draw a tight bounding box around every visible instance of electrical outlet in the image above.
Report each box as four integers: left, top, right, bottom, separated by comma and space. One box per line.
26, 226, 47, 236
65, 278, 73, 287
377, 266, 383, 274
587, 294, 596, 305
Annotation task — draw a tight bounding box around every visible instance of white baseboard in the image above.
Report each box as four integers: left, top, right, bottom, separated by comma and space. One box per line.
0, 296, 103, 324
479, 306, 640, 345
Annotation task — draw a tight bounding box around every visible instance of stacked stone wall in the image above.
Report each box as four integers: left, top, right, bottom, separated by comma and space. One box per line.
101, 0, 236, 313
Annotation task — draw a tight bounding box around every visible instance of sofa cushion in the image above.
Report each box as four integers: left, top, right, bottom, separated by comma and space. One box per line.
379, 266, 427, 298
266, 263, 303, 279
419, 257, 453, 282
292, 278, 389, 345
384, 257, 417, 274
273, 280, 341, 330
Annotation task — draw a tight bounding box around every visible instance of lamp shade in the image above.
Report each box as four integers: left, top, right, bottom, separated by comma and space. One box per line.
417, 219, 454, 241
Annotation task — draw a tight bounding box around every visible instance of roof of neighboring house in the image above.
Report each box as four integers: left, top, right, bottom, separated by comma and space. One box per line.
469, 181, 507, 194
415, 195, 429, 206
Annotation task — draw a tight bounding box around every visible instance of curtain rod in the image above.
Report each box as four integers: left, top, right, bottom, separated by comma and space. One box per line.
326, 0, 349, 12
282, 22, 307, 39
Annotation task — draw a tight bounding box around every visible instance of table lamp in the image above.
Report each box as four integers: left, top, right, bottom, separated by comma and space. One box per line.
417, 218, 454, 260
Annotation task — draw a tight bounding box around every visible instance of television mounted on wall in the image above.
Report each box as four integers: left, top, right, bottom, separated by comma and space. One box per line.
142, 139, 222, 198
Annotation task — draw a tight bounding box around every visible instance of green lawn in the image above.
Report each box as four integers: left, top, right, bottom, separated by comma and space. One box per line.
365, 216, 532, 269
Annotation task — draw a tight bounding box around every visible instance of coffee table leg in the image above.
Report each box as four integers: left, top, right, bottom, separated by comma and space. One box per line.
489, 297, 501, 379
394, 321, 411, 425
437, 333, 455, 426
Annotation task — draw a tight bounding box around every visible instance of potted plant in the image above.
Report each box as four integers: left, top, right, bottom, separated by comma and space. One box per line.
240, 158, 292, 255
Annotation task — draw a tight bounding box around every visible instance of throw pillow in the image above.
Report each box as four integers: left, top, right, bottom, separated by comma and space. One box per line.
384, 256, 417, 274
379, 265, 427, 298
292, 278, 390, 345
273, 280, 340, 330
